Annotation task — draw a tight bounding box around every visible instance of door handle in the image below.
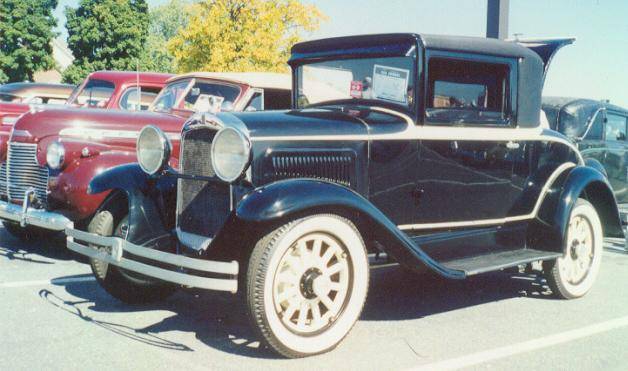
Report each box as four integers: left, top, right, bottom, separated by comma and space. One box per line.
506, 141, 520, 150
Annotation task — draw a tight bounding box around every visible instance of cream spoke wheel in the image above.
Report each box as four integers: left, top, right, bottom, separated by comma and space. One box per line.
273, 231, 352, 335
560, 214, 594, 285
248, 214, 369, 357
544, 199, 603, 300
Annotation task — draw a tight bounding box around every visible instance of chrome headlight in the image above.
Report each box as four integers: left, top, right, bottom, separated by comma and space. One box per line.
46, 141, 66, 169
211, 127, 250, 182
137, 125, 171, 175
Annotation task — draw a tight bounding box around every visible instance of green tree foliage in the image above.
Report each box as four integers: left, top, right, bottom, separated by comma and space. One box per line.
168, 0, 326, 73
139, 0, 193, 73
63, 0, 149, 84
0, 0, 58, 83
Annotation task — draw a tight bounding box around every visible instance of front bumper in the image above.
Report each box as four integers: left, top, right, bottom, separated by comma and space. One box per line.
0, 198, 73, 231
65, 227, 239, 293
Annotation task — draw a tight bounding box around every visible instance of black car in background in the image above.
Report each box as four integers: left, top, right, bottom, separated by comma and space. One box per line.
543, 97, 628, 214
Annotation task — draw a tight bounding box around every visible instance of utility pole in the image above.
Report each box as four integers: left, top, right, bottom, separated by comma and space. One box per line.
486, 0, 510, 39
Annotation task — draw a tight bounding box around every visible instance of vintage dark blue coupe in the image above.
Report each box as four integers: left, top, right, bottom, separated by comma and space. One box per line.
66, 34, 623, 357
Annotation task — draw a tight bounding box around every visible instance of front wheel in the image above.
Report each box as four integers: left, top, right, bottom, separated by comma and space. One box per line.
246, 214, 369, 358
543, 198, 603, 299
88, 210, 175, 304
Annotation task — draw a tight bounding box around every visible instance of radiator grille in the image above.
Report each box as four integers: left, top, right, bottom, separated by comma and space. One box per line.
7, 142, 49, 206
177, 127, 230, 238
269, 152, 355, 187
0, 162, 6, 198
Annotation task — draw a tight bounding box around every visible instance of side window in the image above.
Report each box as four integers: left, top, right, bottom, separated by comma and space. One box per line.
584, 111, 604, 140
119, 86, 162, 111
426, 56, 511, 125
245, 92, 263, 111
605, 113, 628, 141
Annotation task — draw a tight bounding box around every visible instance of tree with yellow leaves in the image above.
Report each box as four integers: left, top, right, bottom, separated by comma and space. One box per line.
168, 0, 325, 73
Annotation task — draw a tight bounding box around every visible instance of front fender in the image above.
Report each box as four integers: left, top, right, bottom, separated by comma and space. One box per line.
534, 165, 623, 252
231, 179, 465, 279
89, 163, 177, 245
50, 151, 138, 220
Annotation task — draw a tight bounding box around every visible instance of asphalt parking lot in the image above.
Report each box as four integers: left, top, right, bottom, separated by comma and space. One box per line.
2, 227, 628, 371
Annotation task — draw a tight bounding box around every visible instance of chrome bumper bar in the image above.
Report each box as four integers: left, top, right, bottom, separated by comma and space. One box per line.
0, 197, 73, 231
65, 227, 239, 293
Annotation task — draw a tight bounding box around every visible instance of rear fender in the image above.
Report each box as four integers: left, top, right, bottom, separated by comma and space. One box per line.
532, 165, 623, 253
218, 179, 465, 279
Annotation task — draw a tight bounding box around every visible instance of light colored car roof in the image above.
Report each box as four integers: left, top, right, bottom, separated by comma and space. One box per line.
170, 72, 291, 91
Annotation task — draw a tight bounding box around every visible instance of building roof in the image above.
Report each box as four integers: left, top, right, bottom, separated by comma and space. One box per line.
170, 72, 291, 91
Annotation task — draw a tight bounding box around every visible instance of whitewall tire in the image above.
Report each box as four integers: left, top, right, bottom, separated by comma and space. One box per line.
543, 199, 603, 299
246, 214, 369, 358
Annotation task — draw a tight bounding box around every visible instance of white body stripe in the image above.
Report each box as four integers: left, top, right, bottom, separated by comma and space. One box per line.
249, 107, 584, 164
397, 162, 576, 231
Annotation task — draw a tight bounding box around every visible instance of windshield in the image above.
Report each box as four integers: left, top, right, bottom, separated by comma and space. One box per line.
67, 79, 115, 108
296, 56, 415, 110
151, 79, 242, 113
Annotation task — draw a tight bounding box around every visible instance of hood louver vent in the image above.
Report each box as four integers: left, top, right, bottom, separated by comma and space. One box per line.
268, 151, 356, 188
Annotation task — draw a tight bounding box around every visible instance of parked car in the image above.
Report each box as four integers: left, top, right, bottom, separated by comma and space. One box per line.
65, 71, 174, 111
0, 82, 75, 105
543, 97, 628, 215
66, 34, 623, 358
0, 71, 173, 165
0, 72, 291, 241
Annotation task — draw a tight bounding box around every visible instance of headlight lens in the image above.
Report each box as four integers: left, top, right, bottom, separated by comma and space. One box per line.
137, 125, 171, 175
46, 141, 65, 169
211, 127, 250, 182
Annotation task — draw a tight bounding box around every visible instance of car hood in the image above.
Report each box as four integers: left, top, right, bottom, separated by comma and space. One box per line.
223, 107, 408, 139
10, 107, 188, 144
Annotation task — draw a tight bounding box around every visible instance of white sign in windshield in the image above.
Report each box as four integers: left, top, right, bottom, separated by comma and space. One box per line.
372, 65, 410, 104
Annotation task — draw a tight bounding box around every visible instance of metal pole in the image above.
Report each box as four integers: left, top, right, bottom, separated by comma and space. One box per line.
486, 0, 510, 39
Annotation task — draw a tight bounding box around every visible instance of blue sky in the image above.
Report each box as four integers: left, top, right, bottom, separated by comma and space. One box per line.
55, 0, 628, 107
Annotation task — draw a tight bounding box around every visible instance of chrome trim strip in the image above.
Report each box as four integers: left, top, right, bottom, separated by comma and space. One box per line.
66, 226, 238, 292
0, 199, 73, 231
397, 162, 576, 231
59, 128, 181, 141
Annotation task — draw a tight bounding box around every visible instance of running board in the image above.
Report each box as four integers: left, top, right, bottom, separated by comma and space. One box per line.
440, 249, 562, 276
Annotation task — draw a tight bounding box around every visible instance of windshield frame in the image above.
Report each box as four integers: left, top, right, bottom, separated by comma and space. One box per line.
149, 78, 244, 113
292, 51, 420, 117
66, 78, 116, 108
149, 78, 195, 113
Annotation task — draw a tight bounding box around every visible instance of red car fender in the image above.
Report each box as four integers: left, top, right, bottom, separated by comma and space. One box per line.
50, 151, 139, 220
49, 145, 180, 221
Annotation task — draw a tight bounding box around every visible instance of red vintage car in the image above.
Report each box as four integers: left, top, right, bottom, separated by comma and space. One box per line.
0, 71, 173, 163
0, 72, 291, 240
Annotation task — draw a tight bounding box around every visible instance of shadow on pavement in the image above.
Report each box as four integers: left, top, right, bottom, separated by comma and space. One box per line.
0, 227, 81, 263
39, 264, 552, 359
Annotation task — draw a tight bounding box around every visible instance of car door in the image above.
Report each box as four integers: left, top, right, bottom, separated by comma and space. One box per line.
410, 52, 521, 225
603, 111, 628, 203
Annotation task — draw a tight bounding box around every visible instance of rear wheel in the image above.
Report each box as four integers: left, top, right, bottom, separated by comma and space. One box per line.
543, 199, 603, 299
246, 214, 369, 358
88, 209, 175, 304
